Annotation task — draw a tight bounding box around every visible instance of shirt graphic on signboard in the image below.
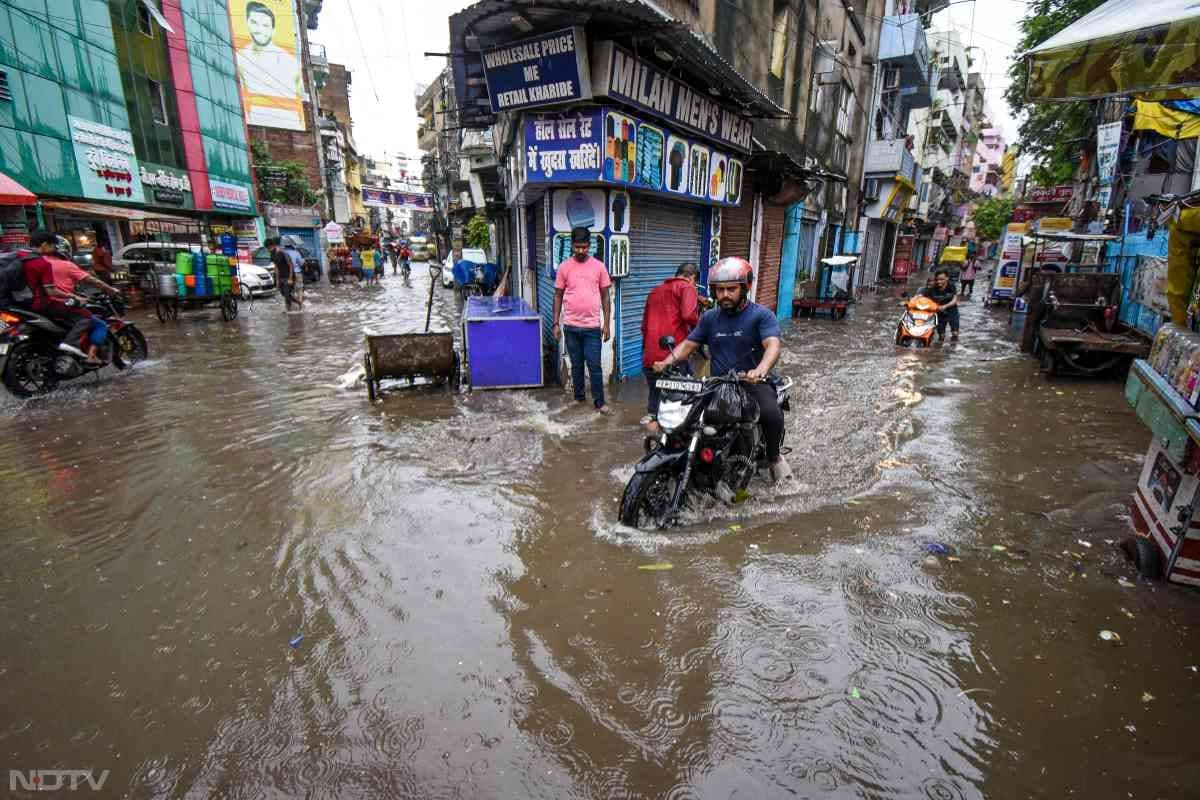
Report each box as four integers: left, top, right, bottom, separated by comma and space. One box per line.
604, 112, 637, 183
665, 136, 689, 193
708, 153, 727, 203
635, 123, 664, 190
609, 191, 630, 234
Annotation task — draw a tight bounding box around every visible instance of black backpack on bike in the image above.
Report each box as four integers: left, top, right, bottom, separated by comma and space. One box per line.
0, 249, 36, 308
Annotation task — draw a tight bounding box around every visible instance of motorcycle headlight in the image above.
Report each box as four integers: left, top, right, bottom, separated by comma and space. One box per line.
656, 401, 689, 432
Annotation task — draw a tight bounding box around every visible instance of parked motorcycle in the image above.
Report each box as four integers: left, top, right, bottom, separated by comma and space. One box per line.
619, 338, 793, 529
0, 294, 148, 397
894, 294, 939, 347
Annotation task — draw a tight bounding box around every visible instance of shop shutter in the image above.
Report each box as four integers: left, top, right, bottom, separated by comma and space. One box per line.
279, 227, 318, 263
533, 199, 551, 336
798, 221, 817, 282
620, 198, 704, 379
721, 194, 755, 263
505, 213, 520, 297
756, 203, 786, 312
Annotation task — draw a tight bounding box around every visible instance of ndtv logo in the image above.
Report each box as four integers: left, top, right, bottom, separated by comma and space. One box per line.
9, 770, 110, 792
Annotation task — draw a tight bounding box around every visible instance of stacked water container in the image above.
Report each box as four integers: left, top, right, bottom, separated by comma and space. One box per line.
172, 248, 240, 297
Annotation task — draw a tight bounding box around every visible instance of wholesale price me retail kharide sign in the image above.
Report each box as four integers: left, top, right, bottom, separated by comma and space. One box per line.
482, 27, 592, 113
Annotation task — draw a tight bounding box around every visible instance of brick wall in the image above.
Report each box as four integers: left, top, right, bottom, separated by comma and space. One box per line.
320, 64, 353, 131
249, 103, 322, 195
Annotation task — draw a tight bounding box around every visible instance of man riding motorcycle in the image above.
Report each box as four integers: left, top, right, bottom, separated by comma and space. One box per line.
22, 231, 110, 363
652, 257, 793, 484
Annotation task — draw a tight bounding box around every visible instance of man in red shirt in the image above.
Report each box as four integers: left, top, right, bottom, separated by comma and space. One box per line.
23, 231, 108, 362
91, 239, 114, 283
640, 262, 700, 425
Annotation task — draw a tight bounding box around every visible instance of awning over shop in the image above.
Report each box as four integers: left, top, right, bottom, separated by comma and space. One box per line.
41, 200, 192, 224
1024, 0, 1200, 101
1133, 99, 1200, 140
448, 0, 784, 130
0, 172, 36, 206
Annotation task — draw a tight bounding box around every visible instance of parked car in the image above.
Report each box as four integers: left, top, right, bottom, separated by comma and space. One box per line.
113, 242, 200, 276
236, 263, 276, 298
439, 247, 488, 288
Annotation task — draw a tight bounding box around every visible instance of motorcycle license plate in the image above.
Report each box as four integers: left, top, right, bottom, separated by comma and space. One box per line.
0, 343, 7, 356
656, 378, 703, 393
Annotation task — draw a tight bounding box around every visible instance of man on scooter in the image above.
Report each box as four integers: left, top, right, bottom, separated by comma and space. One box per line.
651, 257, 793, 484
919, 269, 959, 343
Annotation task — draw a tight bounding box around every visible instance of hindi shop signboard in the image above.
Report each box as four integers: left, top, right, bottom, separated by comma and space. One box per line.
362, 189, 434, 212
209, 178, 254, 212
482, 27, 592, 114
591, 41, 753, 154
68, 117, 145, 203
1028, 185, 1073, 204
522, 108, 745, 207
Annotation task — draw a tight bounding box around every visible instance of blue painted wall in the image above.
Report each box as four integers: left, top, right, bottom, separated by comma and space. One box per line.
1108, 232, 1168, 337
775, 202, 804, 319
842, 231, 862, 254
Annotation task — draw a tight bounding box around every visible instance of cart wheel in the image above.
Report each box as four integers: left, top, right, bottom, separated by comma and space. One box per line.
1125, 536, 1161, 580
220, 292, 238, 321
364, 352, 377, 402
155, 299, 168, 323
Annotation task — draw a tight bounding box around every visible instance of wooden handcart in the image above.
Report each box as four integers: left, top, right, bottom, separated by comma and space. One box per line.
362, 332, 461, 401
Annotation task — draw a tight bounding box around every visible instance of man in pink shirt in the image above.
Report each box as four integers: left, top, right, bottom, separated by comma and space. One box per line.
552, 227, 613, 413
46, 249, 120, 363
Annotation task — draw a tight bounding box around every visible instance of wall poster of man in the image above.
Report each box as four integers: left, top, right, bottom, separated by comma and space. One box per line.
230, 0, 305, 131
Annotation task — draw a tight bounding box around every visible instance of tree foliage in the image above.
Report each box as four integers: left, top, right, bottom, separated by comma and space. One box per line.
465, 213, 491, 250
250, 140, 320, 206
1004, 0, 1108, 187
972, 196, 1017, 242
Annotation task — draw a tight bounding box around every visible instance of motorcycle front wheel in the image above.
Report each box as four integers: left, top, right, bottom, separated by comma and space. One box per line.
619, 468, 682, 529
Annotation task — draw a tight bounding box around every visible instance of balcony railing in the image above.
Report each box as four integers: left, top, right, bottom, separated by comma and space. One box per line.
879, 15, 929, 83
865, 139, 919, 186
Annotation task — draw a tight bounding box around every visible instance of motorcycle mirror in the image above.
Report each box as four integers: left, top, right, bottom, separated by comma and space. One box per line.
659, 335, 675, 350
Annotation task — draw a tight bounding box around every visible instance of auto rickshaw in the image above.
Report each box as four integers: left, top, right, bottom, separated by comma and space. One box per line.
938, 245, 968, 283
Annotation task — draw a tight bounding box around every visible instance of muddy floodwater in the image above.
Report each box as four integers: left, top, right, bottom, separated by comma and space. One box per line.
2, 267, 1198, 799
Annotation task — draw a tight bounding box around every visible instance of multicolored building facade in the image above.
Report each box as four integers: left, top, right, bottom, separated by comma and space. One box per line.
0, 0, 257, 249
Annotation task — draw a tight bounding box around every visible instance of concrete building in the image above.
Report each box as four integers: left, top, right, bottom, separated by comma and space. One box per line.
970, 127, 1005, 198
443, 0, 891, 388
856, 1, 946, 288
0, 0, 258, 258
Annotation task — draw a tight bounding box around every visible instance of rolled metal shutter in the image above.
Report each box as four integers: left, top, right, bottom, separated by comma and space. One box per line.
621, 198, 704, 379
756, 203, 786, 312
531, 199, 558, 383
721, 195, 755, 262
506, 213, 521, 297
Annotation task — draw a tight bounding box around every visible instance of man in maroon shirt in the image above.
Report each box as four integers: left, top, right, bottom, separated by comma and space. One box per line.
23, 231, 100, 361
640, 262, 700, 425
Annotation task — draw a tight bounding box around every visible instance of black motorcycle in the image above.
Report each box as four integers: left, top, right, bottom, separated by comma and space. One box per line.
619, 337, 793, 529
0, 294, 148, 398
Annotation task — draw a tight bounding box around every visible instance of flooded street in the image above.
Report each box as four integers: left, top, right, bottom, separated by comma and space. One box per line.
3, 267, 1199, 799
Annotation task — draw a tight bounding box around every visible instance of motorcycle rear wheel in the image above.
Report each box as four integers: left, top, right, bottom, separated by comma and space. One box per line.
619, 468, 682, 529
2, 340, 58, 397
